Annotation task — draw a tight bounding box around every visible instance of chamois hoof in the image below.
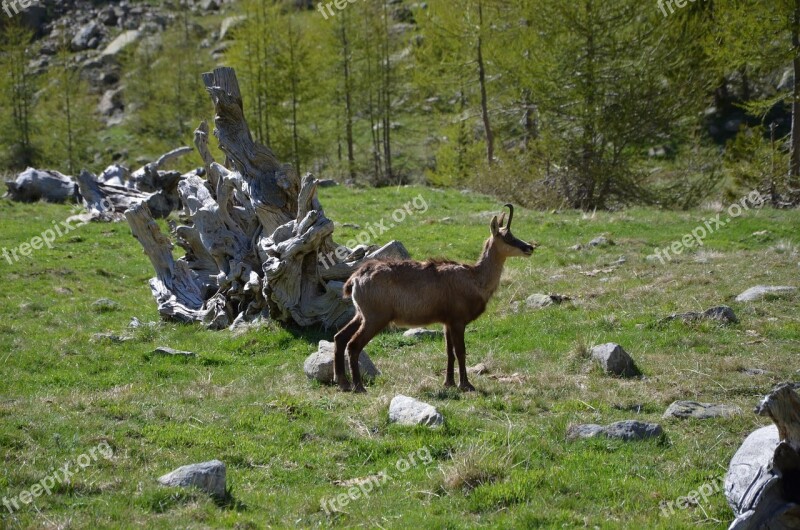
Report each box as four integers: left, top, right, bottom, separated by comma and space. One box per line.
459, 382, 476, 392
353, 385, 367, 394
444, 380, 456, 388
338, 383, 352, 392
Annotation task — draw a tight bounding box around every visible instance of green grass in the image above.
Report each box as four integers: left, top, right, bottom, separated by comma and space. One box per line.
0, 185, 798, 529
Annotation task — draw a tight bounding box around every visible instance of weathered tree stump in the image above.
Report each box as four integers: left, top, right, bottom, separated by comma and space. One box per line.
725, 383, 800, 529
126, 67, 408, 329
4, 167, 78, 203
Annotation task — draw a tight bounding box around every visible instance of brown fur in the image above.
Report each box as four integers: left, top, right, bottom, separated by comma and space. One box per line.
334, 205, 535, 393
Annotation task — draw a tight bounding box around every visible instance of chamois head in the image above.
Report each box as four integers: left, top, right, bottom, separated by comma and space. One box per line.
489, 204, 535, 258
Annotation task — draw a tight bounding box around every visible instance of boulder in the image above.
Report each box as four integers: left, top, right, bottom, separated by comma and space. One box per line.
71, 21, 103, 52
735, 286, 796, 302
663, 401, 742, 420
591, 343, 640, 377
389, 395, 443, 427
157, 460, 226, 498
303, 340, 379, 384
101, 30, 140, 58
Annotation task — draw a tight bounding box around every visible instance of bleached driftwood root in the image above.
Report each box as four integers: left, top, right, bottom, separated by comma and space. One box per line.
4, 167, 78, 203
126, 67, 408, 329
725, 383, 800, 529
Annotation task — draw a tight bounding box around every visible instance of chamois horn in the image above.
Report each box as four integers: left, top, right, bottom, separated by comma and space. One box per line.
503, 203, 514, 229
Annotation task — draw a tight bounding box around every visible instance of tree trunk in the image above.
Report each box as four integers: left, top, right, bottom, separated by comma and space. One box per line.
126, 67, 409, 330
340, 12, 356, 181
791, 0, 800, 191
477, 0, 494, 166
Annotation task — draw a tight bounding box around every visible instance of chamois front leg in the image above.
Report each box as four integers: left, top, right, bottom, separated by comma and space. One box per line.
444, 325, 456, 388
334, 316, 361, 392
451, 323, 475, 392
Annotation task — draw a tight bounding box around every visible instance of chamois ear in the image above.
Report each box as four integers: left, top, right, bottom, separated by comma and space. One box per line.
498, 212, 506, 228
490, 215, 500, 236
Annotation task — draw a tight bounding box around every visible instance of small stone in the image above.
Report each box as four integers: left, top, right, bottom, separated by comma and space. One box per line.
663, 401, 742, 420
591, 343, 640, 377
524, 293, 571, 309
91, 332, 132, 344
525, 293, 555, 308
587, 236, 613, 247
389, 395, 443, 427
158, 460, 226, 498
303, 340, 379, 385
740, 368, 768, 376
402, 328, 442, 339
735, 285, 796, 302
92, 298, 120, 312
567, 420, 662, 441
153, 347, 196, 357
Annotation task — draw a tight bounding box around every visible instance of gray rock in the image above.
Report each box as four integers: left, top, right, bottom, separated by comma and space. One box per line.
702, 305, 739, 324
402, 328, 442, 339
568, 420, 663, 441
71, 21, 103, 51
100, 30, 140, 57
735, 285, 796, 302
662, 305, 738, 325
153, 346, 196, 358
92, 298, 120, 312
199, 0, 220, 11
158, 460, 226, 498
525, 293, 555, 308
219, 16, 246, 41
91, 332, 132, 344
389, 395, 443, 427
588, 236, 613, 247
566, 424, 605, 439
524, 293, 571, 309
98, 87, 124, 117
663, 400, 742, 420
602, 420, 663, 441
591, 343, 640, 377
303, 340, 379, 384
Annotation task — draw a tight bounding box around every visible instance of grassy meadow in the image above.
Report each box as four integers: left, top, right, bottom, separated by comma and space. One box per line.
0, 184, 798, 529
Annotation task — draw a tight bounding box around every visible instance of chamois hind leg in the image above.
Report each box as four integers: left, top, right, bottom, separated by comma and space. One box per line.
346, 318, 386, 393
334, 315, 362, 392
444, 325, 456, 388
451, 323, 475, 392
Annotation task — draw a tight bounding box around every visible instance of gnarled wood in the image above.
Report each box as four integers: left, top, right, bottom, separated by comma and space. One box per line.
126, 66, 409, 329
726, 383, 800, 530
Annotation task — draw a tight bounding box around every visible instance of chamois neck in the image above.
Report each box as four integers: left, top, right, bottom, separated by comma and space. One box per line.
474, 238, 506, 299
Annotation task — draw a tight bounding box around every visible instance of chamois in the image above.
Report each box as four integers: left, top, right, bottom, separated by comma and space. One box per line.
333, 204, 535, 393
